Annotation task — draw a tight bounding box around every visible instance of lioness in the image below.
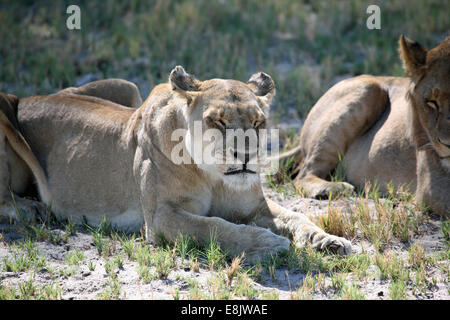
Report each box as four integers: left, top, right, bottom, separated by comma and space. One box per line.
9, 67, 351, 261
0, 79, 142, 220
290, 35, 449, 216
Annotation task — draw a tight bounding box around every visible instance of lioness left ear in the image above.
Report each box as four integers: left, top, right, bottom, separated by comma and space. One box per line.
247, 72, 276, 113
398, 35, 428, 78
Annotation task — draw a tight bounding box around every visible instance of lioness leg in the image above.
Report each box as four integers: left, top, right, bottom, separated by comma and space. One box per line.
58, 79, 143, 108
294, 76, 388, 198
150, 203, 290, 263
253, 199, 352, 255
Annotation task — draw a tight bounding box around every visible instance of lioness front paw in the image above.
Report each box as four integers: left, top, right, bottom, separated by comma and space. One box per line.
244, 231, 290, 264
311, 233, 352, 255
311, 182, 355, 199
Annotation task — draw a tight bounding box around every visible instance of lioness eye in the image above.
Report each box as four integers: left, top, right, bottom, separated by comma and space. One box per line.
426, 100, 438, 110
215, 119, 227, 128
253, 120, 264, 128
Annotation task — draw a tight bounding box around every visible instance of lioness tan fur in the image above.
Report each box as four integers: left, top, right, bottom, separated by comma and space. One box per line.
290, 35, 449, 216
5, 67, 352, 262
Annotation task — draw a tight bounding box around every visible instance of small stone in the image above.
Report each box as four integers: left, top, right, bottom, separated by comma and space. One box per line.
378, 291, 384, 297
82, 271, 91, 277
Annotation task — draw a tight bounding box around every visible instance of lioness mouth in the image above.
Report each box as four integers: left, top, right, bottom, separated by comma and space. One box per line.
224, 169, 257, 175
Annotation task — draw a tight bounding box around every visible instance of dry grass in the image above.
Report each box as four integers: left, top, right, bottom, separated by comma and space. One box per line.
316, 206, 355, 239
225, 254, 244, 288
315, 182, 427, 251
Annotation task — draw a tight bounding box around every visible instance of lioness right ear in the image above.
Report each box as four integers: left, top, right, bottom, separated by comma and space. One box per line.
169, 66, 202, 105
399, 35, 428, 78
169, 66, 201, 92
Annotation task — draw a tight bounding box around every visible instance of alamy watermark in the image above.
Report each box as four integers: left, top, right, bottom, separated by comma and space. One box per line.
66, 4, 381, 31
66, 5, 81, 30
366, 5, 381, 30
170, 121, 280, 175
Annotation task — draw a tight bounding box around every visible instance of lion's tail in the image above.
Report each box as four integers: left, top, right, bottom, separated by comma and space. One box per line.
266, 144, 303, 177
0, 105, 52, 205
267, 144, 302, 162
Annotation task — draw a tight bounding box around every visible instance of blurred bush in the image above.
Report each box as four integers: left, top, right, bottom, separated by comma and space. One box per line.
0, 0, 448, 118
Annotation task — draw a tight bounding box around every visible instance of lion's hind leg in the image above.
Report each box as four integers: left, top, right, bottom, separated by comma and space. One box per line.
58, 79, 143, 108
295, 174, 355, 199
293, 76, 389, 199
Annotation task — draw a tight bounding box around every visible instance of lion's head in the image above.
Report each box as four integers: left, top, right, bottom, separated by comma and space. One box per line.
168, 66, 276, 190
399, 35, 450, 169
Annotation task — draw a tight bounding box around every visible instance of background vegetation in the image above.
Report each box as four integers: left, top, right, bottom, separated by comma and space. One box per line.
0, 0, 448, 121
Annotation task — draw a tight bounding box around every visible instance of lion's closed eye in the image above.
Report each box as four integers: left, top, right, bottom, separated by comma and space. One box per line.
205, 116, 227, 129
216, 119, 227, 129
252, 120, 266, 128
425, 100, 438, 111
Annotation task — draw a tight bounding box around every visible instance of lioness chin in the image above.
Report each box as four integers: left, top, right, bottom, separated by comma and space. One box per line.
290, 35, 449, 217
2, 67, 351, 262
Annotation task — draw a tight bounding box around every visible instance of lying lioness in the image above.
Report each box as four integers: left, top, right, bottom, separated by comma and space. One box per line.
290, 35, 449, 216
0, 79, 142, 220
1, 68, 351, 261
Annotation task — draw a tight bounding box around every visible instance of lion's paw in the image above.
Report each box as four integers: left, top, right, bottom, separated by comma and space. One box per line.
244, 231, 290, 264
311, 233, 352, 255
312, 181, 355, 199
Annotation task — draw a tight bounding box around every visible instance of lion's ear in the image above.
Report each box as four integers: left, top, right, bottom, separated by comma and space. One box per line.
399, 35, 428, 77
247, 72, 276, 112
169, 66, 201, 105
169, 66, 202, 92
